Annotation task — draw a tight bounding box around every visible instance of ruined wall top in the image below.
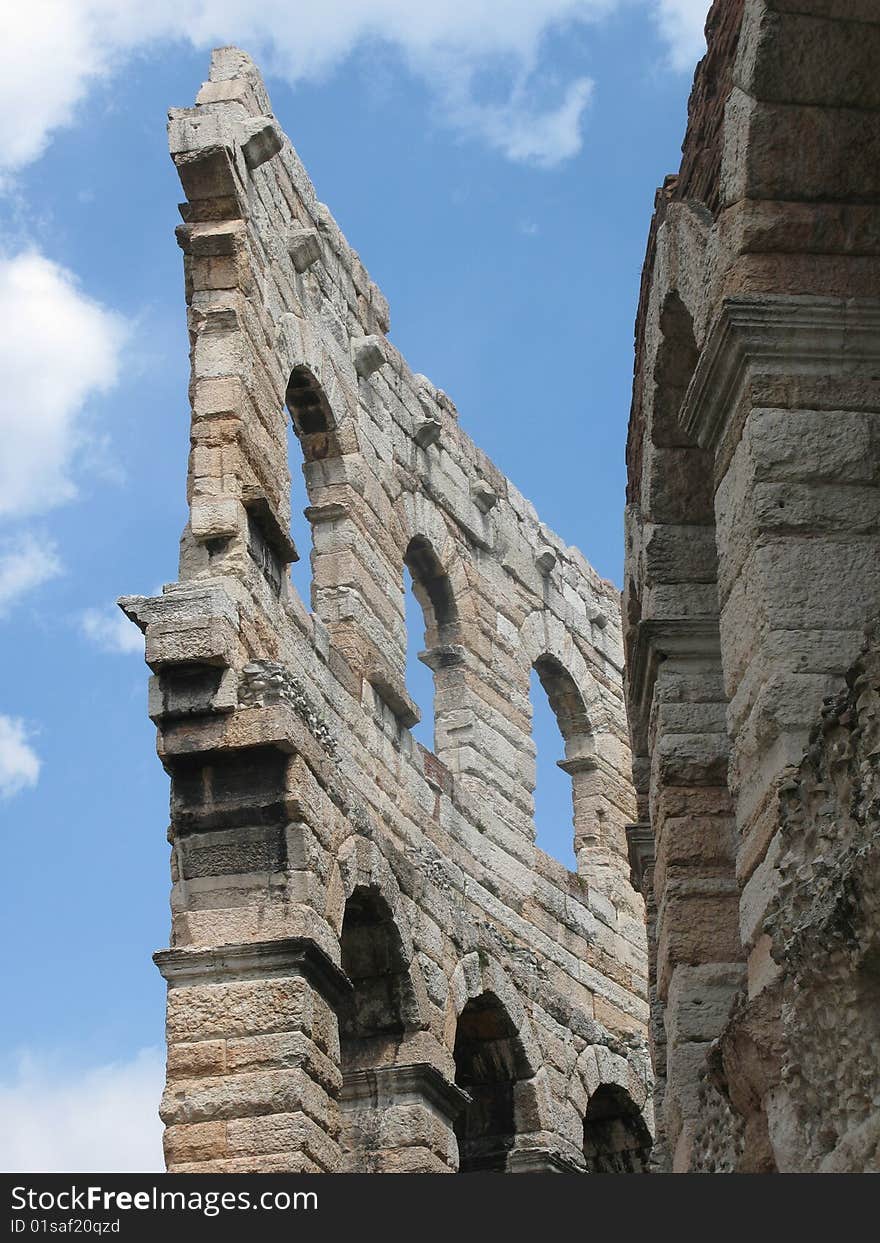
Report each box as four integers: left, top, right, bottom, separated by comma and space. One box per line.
120, 47, 649, 1173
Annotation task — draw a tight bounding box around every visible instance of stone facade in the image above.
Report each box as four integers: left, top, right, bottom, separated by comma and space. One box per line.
121, 48, 649, 1174
624, 0, 880, 1172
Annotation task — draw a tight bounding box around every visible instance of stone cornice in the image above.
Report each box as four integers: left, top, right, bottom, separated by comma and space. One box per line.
154, 936, 352, 1007
626, 617, 721, 736
681, 295, 880, 453
340, 1063, 469, 1121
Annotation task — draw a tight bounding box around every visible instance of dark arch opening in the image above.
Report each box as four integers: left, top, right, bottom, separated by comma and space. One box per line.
285, 365, 339, 458
338, 887, 414, 1068
582, 1084, 652, 1173
453, 993, 529, 1173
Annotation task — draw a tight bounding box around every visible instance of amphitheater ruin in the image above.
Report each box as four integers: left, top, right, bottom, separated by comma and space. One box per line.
122, 0, 880, 1174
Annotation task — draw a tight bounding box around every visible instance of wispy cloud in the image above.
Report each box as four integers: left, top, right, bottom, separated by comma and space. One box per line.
0, 250, 127, 521
80, 605, 144, 655
654, 0, 709, 71
0, 2, 708, 175
0, 1048, 165, 1172
0, 715, 41, 800
0, 532, 61, 616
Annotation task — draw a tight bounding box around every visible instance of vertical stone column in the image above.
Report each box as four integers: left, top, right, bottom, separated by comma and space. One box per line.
156, 940, 349, 1172
686, 298, 880, 1008
633, 629, 745, 1171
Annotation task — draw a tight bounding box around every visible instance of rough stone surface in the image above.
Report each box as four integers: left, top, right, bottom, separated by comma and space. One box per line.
124, 47, 648, 1174
624, 0, 880, 1173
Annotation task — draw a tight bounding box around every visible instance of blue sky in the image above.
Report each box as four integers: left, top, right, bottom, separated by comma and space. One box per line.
0, 1, 708, 1171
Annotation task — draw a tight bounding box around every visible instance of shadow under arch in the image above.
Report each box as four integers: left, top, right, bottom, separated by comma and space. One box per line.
285, 364, 340, 461
582, 1084, 652, 1173
338, 884, 420, 1067
453, 991, 534, 1173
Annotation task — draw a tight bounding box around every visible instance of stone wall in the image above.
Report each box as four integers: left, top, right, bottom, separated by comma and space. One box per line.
121, 48, 648, 1174
624, 0, 880, 1172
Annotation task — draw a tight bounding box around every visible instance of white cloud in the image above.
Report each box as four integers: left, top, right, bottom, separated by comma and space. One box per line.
0, 1048, 164, 1173
0, 715, 41, 799
0, 1, 707, 176
654, 0, 709, 71
80, 605, 144, 655
0, 532, 62, 616
0, 251, 126, 520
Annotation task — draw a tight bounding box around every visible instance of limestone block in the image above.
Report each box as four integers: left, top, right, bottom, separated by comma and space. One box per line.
236, 116, 283, 169
665, 963, 745, 1045
352, 334, 387, 379
471, 480, 498, 512
288, 227, 322, 273
414, 414, 442, 447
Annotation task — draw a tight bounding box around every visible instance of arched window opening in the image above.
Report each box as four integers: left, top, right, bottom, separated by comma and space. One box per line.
285, 366, 338, 458
338, 887, 414, 1071
404, 567, 435, 749
529, 656, 591, 871
284, 366, 340, 607
403, 536, 459, 753
582, 1085, 652, 1173
404, 536, 458, 644
453, 993, 529, 1173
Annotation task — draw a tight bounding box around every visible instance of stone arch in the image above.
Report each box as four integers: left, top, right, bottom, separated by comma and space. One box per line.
647, 288, 714, 526
519, 610, 623, 877
445, 952, 549, 1172
569, 1045, 652, 1173
444, 953, 542, 1079
394, 493, 474, 631
285, 364, 340, 461
583, 1085, 653, 1173
394, 493, 476, 760
330, 835, 428, 1033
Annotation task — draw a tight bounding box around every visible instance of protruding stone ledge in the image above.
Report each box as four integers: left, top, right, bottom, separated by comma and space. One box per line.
557, 755, 599, 776
365, 663, 420, 729
352, 334, 387, 379
154, 937, 352, 1008
506, 1146, 584, 1173
626, 617, 722, 738
287, 226, 321, 273
414, 414, 442, 448
340, 1063, 469, 1123
236, 116, 283, 169
681, 295, 880, 454
119, 583, 239, 673
471, 480, 499, 513
418, 644, 466, 672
